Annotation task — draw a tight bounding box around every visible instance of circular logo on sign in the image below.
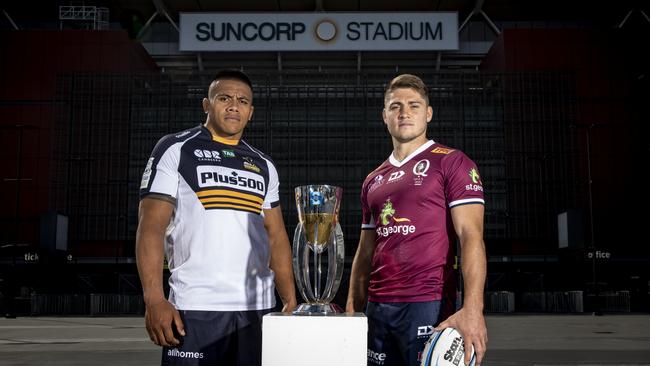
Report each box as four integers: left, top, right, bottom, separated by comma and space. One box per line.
314, 19, 338, 42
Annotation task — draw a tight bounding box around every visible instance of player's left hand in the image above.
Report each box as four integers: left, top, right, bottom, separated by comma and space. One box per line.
435, 307, 488, 365
281, 299, 297, 313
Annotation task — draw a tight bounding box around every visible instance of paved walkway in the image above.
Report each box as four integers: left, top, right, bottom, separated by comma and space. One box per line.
0, 314, 649, 365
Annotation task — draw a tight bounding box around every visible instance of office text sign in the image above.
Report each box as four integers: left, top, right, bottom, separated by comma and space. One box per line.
179, 13, 458, 51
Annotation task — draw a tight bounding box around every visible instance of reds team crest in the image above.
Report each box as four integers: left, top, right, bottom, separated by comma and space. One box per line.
413, 159, 430, 186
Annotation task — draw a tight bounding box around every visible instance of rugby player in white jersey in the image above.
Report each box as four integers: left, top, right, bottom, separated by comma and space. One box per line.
136, 70, 296, 366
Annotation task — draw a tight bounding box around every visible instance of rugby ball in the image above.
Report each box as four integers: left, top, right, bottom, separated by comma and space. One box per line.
420, 327, 476, 366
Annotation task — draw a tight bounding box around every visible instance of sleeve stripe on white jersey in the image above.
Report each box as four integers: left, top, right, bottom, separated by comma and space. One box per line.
449, 198, 485, 207
361, 223, 376, 229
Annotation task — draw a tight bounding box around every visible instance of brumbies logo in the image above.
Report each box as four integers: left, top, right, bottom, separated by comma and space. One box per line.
377, 200, 415, 238
242, 156, 261, 173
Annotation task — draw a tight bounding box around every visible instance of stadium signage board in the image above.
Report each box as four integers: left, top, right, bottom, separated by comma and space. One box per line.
179, 12, 458, 51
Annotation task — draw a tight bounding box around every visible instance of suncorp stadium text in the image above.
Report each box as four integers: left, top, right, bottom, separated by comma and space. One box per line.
194, 21, 443, 42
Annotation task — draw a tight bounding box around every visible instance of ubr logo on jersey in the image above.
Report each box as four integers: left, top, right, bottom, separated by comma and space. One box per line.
466, 168, 483, 192
197, 166, 265, 195
376, 199, 415, 238
167, 348, 204, 359
194, 149, 221, 162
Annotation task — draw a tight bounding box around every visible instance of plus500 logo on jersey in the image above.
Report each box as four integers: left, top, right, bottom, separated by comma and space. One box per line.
197, 166, 265, 194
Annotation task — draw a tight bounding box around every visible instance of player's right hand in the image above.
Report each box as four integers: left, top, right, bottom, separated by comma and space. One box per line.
144, 299, 185, 347
345, 301, 356, 314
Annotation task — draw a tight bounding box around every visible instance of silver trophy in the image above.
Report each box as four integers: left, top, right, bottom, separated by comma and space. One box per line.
293, 185, 345, 314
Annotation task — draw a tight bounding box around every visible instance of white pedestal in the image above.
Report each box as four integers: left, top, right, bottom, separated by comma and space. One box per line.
262, 312, 367, 366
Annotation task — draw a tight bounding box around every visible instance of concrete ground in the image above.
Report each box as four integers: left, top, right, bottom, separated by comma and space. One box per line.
0, 314, 649, 365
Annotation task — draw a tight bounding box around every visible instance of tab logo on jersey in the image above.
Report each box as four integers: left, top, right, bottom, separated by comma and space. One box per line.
387, 170, 405, 183
376, 199, 415, 238
221, 149, 236, 158
197, 166, 265, 195
194, 149, 221, 162
466, 167, 483, 192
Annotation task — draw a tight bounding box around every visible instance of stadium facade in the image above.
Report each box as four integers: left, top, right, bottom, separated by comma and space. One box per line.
1, 1, 648, 314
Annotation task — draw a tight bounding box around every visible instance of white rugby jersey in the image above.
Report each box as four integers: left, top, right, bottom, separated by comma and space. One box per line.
140, 125, 279, 311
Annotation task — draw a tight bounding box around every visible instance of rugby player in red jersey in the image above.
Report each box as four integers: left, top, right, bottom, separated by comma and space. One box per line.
346, 74, 487, 366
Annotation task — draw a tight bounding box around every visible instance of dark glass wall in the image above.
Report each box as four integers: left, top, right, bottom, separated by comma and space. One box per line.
52, 71, 579, 258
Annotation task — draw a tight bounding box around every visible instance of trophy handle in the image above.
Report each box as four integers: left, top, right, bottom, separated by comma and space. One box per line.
292, 222, 345, 305
293, 223, 316, 303
321, 223, 344, 303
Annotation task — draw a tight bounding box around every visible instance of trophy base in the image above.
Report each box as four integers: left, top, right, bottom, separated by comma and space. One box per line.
292, 303, 343, 315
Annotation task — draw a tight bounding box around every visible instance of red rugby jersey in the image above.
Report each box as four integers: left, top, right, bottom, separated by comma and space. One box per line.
361, 140, 484, 303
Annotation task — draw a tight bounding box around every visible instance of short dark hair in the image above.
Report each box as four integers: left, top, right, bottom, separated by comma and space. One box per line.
213, 69, 253, 90
208, 69, 253, 100
384, 74, 429, 105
